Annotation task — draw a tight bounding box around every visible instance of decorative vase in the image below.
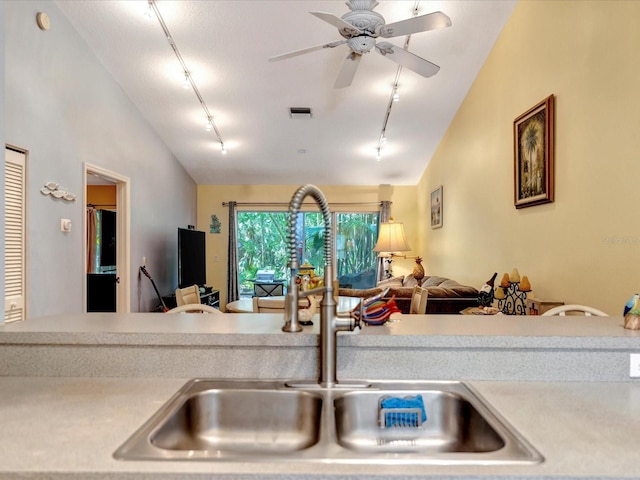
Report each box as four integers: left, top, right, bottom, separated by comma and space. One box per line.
412, 257, 425, 285
624, 312, 640, 330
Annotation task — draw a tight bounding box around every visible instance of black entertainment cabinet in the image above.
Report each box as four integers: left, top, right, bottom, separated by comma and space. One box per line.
162, 289, 220, 310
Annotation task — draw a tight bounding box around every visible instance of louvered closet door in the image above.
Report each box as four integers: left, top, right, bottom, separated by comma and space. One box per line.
4, 147, 26, 323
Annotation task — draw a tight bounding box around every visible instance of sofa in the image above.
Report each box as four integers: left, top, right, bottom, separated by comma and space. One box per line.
338, 275, 479, 314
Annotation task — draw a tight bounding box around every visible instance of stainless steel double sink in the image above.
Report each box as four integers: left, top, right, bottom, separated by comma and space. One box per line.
114, 379, 543, 465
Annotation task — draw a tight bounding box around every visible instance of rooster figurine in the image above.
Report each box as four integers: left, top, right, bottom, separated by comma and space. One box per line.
298, 295, 318, 326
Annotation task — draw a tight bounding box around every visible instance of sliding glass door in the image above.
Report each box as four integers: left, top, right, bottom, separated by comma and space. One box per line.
236, 211, 379, 296
335, 213, 379, 288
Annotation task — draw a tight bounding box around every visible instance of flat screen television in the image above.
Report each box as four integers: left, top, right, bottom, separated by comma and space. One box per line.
178, 228, 206, 288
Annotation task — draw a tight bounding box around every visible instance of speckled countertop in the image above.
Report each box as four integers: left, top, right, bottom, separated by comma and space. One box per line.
1, 312, 638, 348
1, 376, 639, 479
1, 313, 640, 478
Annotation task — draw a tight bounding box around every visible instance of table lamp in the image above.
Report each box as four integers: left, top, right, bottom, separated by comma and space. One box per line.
373, 219, 411, 278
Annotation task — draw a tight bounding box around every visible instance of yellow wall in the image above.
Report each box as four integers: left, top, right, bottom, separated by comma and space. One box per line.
418, 0, 640, 314
87, 185, 116, 209
197, 184, 418, 310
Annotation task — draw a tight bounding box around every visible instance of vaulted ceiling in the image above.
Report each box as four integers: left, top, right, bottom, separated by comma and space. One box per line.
56, 0, 516, 185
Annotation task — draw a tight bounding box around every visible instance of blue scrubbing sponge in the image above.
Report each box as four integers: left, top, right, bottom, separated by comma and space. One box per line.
380, 394, 427, 427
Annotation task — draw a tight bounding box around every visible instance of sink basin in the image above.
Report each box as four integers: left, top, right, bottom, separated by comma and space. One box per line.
151, 388, 321, 453
335, 389, 505, 454
114, 380, 322, 460
114, 379, 543, 465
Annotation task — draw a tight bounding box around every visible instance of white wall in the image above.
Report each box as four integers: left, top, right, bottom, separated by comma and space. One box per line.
3, 1, 197, 316
0, 2, 5, 323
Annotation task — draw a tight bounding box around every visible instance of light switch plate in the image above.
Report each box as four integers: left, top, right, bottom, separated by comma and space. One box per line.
630, 354, 640, 377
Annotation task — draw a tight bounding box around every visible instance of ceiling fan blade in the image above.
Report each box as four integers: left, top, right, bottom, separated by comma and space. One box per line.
376, 42, 440, 78
334, 52, 362, 88
379, 11, 452, 38
269, 40, 347, 62
310, 11, 363, 36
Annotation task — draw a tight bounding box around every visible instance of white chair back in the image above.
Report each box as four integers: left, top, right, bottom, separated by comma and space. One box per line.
409, 285, 429, 314
542, 304, 607, 316
175, 284, 200, 306
166, 304, 222, 314
252, 296, 286, 313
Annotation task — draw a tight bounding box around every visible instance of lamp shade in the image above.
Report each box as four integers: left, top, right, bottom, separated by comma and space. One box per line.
373, 221, 411, 253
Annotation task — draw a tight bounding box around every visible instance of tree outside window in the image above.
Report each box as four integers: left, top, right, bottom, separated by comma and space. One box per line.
236, 211, 379, 296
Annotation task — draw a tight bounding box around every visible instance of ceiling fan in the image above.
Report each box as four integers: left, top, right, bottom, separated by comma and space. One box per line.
269, 0, 452, 88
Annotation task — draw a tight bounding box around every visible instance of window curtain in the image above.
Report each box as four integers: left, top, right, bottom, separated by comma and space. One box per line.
375, 201, 391, 283
226, 201, 240, 303
86, 207, 97, 273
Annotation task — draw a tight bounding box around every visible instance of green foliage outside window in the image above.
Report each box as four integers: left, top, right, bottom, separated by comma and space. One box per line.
236, 212, 289, 294
335, 213, 379, 283
236, 211, 379, 295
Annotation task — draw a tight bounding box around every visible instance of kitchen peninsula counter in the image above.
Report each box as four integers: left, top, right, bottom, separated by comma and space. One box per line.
1, 313, 639, 479
1, 312, 638, 381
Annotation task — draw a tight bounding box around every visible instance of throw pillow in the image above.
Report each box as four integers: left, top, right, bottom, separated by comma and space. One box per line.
377, 275, 404, 287
402, 274, 418, 288
339, 287, 385, 298
423, 276, 449, 287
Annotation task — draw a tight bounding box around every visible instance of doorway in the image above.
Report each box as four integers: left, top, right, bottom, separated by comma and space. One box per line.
84, 163, 130, 313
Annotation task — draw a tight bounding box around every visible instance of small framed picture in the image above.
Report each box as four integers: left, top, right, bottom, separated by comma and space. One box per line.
430, 185, 443, 229
514, 95, 555, 209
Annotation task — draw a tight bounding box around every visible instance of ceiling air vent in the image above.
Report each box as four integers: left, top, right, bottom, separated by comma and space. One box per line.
289, 107, 312, 119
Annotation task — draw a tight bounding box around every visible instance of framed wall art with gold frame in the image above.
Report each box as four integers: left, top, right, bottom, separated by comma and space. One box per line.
513, 95, 555, 209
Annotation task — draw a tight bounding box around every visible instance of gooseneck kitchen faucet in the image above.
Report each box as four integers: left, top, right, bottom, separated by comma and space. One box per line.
283, 185, 361, 387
